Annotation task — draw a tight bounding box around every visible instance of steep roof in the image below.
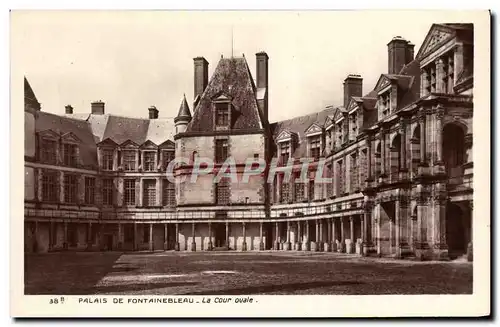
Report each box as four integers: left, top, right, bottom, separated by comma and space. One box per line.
24, 77, 40, 111
35, 111, 98, 168
271, 107, 335, 158
101, 115, 150, 145
186, 56, 263, 132
176, 94, 191, 121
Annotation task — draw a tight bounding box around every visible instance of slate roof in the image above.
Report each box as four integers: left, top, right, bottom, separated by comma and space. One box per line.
24, 77, 40, 111
35, 111, 98, 168
176, 94, 192, 121
270, 107, 335, 158
186, 57, 263, 132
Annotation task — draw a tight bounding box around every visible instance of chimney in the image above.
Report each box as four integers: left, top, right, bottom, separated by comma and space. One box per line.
256, 51, 269, 122
193, 57, 209, 108
387, 36, 413, 74
148, 105, 159, 119
65, 105, 73, 114
343, 74, 363, 108
91, 100, 105, 115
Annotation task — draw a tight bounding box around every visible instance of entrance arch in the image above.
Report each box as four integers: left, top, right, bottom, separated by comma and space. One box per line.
446, 202, 467, 259
443, 123, 465, 179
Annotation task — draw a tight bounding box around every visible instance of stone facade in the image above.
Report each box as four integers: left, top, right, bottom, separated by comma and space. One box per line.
24, 23, 474, 261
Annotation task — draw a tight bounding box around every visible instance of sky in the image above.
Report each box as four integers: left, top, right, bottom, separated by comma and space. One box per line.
12, 10, 477, 123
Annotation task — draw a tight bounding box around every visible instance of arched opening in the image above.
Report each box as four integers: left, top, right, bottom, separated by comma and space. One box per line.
389, 134, 401, 181
410, 125, 421, 176
443, 123, 465, 180
446, 203, 468, 259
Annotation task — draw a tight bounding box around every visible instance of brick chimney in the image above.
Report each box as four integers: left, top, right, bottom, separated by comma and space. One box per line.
343, 74, 363, 108
387, 36, 414, 74
256, 51, 269, 122
193, 57, 209, 109
65, 105, 73, 114
148, 105, 159, 119
91, 100, 105, 115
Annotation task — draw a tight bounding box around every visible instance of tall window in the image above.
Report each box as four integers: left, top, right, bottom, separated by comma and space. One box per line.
42, 170, 58, 202
143, 179, 156, 207
336, 160, 344, 195
279, 142, 290, 165
336, 122, 343, 147
216, 102, 230, 127
380, 93, 390, 117
102, 178, 114, 205
326, 164, 333, 197
215, 178, 230, 205
308, 180, 315, 201
215, 139, 229, 163
350, 153, 359, 192
279, 175, 290, 203
124, 179, 136, 205
163, 179, 176, 206
443, 53, 455, 94
143, 151, 156, 172
309, 135, 321, 160
163, 150, 175, 169
123, 150, 136, 171
351, 112, 358, 139
101, 149, 114, 170
64, 174, 78, 204
294, 172, 304, 202
84, 177, 95, 205
424, 64, 437, 94
41, 139, 57, 164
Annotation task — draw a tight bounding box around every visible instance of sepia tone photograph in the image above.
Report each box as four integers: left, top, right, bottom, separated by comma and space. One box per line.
11, 9, 490, 317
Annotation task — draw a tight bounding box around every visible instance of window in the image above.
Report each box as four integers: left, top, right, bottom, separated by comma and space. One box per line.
443, 53, 455, 94
101, 149, 114, 170
351, 112, 358, 139
215, 139, 229, 163
336, 160, 345, 195
163, 179, 176, 206
84, 177, 95, 204
279, 176, 290, 203
63, 143, 78, 166
350, 153, 359, 192
279, 142, 290, 165
143, 226, 150, 243
102, 178, 114, 205
336, 122, 343, 147
309, 135, 321, 160
124, 179, 136, 205
380, 93, 390, 117
42, 170, 58, 202
41, 139, 57, 164
326, 164, 333, 197
143, 151, 156, 172
215, 178, 230, 205
163, 150, 175, 169
308, 180, 315, 201
294, 173, 304, 202
424, 64, 437, 94
143, 179, 156, 207
64, 174, 78, 204
216, 102, 230, 127
123, 150, 136, 171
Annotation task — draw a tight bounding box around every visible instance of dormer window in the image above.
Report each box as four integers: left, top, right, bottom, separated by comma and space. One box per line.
442, 52, 455, 94
41, 139, 57, 164
350, 112, 358, 139
162, 150, 175, 169
336, 122, 343, 146
380, 92, 391, 117
214, 95, 232, 130
143, 151, 156, 172
101, 149, 114, 171
309, 135, 321, 160
63, 143, 78, 167
279, 142, 291, 165
123, 150, 136, 171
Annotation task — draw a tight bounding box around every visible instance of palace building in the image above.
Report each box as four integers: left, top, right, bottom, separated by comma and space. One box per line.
24, 23, 474, 260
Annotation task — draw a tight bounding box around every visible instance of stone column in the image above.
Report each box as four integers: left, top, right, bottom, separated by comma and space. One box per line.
339, 217, 345, 253
419, 112, 426, 165
435, 58, 445, 93
400, 117, 408, 171
415, 195, 429, 260
304, 220, 310, 251
467, 202, 473, 261
396, 197, 411, 258
133, 223, 137, 251
311, 220, 318, 252
242, 222, 247, 251
155, 177, 162, 206
348, 216, 355, 254
174, 223, 180, 251
163, 223, 168, 250
362, 201, 373, 256
367, 135, 373, 181
191, 223, 196, 251
225, 222, 230, 250
380, 128, 386, 178
63, 221, 68, 250
284, 221, 291, 250
435, 105, 445, 165
59, 171, 65, 203
432, 190, 449, 260
149, 223, 154, 252
331, 218, 337, 252
296, 221, 302, 250
138, 178, 144, 207
259, 222, 264, 251
274, 222, 279, 250
208, 223, 213, 251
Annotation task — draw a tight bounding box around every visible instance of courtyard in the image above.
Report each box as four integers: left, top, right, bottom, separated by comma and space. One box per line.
24, 251, 472, 295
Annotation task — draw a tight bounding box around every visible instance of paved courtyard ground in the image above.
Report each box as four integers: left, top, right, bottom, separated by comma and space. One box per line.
24, 251, 472, 295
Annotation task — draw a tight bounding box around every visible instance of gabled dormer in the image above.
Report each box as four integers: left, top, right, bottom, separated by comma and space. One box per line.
61, 132, 81, 167
333, 108, 347, 148
305, 123, 324, 161
275, 129, 297, 165
119, 140, 139, 171
38, 129, 60, 165
159, 140, 175, 171
212, 93, 233, 131
324, 115, 334, 153
346, 97, 365, 141
375, 74, 397, 120
97, 138, 117, 171
140, 140, 158, 172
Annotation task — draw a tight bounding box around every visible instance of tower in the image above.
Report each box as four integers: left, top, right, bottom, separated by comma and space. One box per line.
174, 94, 192, 135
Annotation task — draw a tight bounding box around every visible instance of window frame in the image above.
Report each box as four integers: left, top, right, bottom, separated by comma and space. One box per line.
124, 179, 136, 206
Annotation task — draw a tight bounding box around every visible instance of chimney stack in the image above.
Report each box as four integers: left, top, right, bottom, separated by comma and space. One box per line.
148, 106, 159, 119
343, 74, 363, 108
65, 105, 73, 114
193, 57, 209, 109
387, 36, 414, 74
91, 101, 105, 115
256, 51, 269, 122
